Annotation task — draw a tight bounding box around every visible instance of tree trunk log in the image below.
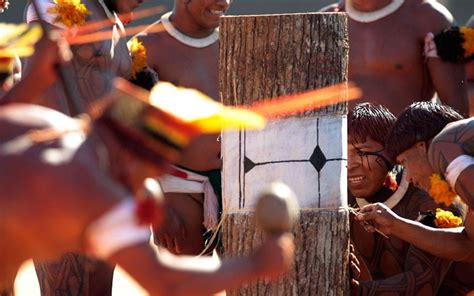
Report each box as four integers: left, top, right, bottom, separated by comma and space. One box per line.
219, 13, 350, 295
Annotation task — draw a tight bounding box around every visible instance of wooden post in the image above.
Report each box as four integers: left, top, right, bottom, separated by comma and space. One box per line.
220, 13, 350, 295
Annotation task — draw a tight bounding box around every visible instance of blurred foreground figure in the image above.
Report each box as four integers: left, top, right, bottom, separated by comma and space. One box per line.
0, 87, 293, 296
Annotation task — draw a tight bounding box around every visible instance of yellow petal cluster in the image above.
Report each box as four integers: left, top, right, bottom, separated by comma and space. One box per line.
128, 37, 148, 79
47, 0, 91, 28
434, 208, 462, 228
460, 26, 474, 58
149, 82, 266, 132
0, 23, 42, 58
429, 174, 457, 206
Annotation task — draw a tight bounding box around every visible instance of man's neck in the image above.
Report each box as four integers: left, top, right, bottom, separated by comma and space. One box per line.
170, 11, 216, 39
350, 0, 393, 12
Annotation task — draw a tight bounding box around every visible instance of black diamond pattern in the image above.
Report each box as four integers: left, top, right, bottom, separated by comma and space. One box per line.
244, 156, 256, 173
309, 145, 327, 172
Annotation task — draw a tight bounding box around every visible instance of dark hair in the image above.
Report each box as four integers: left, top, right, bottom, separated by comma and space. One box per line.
434, 26, 474, 63
129, 67, 159, 91
386, 102, 463, 159
348, 102, 396, 145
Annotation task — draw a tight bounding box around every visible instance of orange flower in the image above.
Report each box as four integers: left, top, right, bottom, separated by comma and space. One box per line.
429, 174, 457, 206
47, 0, 91, 28
460, 26, 474, 58
128, 37, 147, 79
434, 208, 462, 228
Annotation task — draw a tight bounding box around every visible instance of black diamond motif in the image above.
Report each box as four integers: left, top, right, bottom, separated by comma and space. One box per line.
309, 145, 327, 172
244, 156, 256, 173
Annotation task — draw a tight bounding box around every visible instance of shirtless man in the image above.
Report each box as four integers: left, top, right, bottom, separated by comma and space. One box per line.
466, 16, 474, 116
21, 0, 142, 294
356, 103, 474, 281
322, 0, 469, 116
24, 0, 136, 114
0, 98, 293, 296
347, 103, 474, 295
136, 0, 230, 255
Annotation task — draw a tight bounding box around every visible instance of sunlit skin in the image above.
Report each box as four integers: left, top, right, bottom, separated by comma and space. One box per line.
0, 103, 294, 294
137, 0, 231, 256
321, 0, 469, 116
348, 136, 389, 201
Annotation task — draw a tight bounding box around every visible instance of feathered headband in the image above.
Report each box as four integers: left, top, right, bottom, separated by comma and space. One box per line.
425, 26, 474, 63
0, 23, 42, 73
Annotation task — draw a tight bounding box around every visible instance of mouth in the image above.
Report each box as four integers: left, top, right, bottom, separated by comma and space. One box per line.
348, 175, 365, 185
209, 9, 225, 16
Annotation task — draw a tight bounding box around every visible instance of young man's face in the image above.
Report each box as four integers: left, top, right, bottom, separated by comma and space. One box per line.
184, 0, 232, 30
396, 143, 434, 192
348, 136, 389, 200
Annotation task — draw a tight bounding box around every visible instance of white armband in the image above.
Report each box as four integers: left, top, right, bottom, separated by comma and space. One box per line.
445, 155, 474, 190
26, 1, 68, 30
85, 199, 151, 259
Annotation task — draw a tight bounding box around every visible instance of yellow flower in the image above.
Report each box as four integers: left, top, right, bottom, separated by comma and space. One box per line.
47, 0, 91, 28
0, 23, 42, 60
128, 37, 147, 79
434, 208, 462, 228
460, 26, 474, 58
429, 174, 457, 206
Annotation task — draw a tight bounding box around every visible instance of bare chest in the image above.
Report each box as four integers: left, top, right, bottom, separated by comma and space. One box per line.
150, 41, 219, 100
348, 20, 424, 75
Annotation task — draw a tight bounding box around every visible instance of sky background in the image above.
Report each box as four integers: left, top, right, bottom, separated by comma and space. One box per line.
1, 0, 473, 25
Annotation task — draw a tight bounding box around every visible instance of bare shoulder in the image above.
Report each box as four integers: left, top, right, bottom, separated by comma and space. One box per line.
319, 2, 344, 12
428, 118, 474, 173
136, 21, 167, 47
412, 0, 454, 33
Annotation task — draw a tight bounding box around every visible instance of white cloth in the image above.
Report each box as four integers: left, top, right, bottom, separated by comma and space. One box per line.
158, 166, 219, 231
85, 199, 151, 259
26, 0, 68, 29
424, 32, 439, 58
445, 154, 474, 190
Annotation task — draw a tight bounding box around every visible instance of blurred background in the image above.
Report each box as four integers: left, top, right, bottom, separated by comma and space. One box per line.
1, 0, 473, 25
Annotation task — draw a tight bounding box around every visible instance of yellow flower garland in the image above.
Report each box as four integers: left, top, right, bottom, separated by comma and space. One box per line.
429, 174, 457, 206
129, 37, 147, 79
434, 208, 462, 228
460, 26, 474, 58
47, 0, 91, 28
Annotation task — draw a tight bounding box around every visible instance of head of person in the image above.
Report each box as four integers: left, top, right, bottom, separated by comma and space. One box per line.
175, 0, 233, 31
348, 103, 396, 201
386, 102, 463, 192
104, 0, 146, 22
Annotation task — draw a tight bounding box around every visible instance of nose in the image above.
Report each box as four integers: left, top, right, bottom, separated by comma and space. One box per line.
347, 151, 361, 171
215, 0, 231, 9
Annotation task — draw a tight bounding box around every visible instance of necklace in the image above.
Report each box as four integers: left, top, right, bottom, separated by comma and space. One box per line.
161, 12, 219, 48
345, 0, 404, 23
356, 170, 409, 209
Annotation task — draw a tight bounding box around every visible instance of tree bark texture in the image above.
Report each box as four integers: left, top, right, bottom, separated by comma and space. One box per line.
219, 13, 350, 295
219, 13, 349, 115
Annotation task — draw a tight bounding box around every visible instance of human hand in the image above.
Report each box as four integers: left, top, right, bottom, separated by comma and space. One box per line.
0, 0, 9, 13
355, 203, 400, 236
349, 244, 361, 295
252, 234, 295, 280
152, 205, 186, 254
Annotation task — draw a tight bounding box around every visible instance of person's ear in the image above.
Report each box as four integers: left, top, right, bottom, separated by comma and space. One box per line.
415, 141, 428, 154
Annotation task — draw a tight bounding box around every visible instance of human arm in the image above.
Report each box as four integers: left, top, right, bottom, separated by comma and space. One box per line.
109, 234, 293, 296
419, 2, 469, 116
466, 16, 474, 116
428, 119, 474, 207
1, 35, 68, 105
356, 203, 474, 262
